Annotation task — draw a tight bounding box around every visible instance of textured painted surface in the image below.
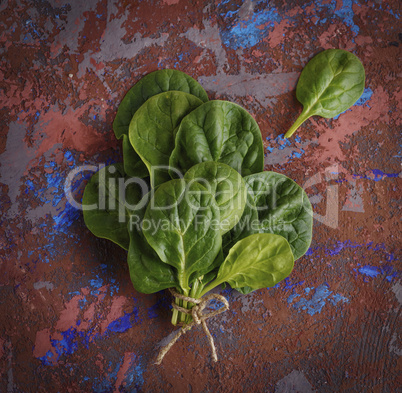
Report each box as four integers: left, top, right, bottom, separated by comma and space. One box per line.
0, 0, 401, 392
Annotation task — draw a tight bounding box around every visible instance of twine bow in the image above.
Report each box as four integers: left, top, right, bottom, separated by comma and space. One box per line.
155, 289, 229, 365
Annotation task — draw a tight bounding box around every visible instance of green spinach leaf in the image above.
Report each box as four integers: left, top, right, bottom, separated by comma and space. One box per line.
285, 49, 365, 138
127, 193, 178, 294
222, 189, 259, 254
122, 135, 149, 178
142, 179, 222, 293
245, 171, 313, 260
82, 163, 148, 250
200, 233, 294, 295
114, 69, 208, 139
129, 91, 203, 188
184, 161, 247, 234
169, 100, 264, 177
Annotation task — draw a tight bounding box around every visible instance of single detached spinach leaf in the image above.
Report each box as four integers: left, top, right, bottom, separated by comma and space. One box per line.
129, 91, 203, 188
169, 100, 264, 177
127, 193, 178, 294
113, 69, 209, 177
142, 179, 222, 293
184, 161, 247, 234
82, 163, 148, 250
285, 49, 365, 138
200, 233, 294, 295
245, 171, 313, 260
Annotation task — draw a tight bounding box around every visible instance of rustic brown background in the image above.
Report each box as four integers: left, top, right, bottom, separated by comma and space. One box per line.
0, 0, 400, 392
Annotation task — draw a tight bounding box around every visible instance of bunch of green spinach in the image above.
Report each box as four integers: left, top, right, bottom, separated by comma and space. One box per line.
82, 49, 364, 329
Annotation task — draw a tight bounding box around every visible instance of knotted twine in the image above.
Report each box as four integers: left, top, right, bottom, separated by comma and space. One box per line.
155, 288, 229, 365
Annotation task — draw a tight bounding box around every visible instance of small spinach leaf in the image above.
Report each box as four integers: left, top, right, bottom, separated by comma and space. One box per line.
169, 100, 264, 177
200, 233, 294, 295
142, 179, 222, 292
129, 91, 203, 188
82, 163, 148, 250
184, 161, 247, 234
285, 49, 365, 138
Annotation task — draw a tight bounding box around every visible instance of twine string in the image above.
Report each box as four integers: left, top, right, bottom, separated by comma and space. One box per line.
155, 289, 229, 365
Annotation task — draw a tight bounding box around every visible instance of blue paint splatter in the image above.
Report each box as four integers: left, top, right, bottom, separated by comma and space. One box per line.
92, 359, 123, 393
330, 293, 350, 306
333, 0, 360, 35
54, 328, 80, 356
105, 309, 138, 334
90, 277, 103, 289
219, 0, 363, 50
266, 133, 305, 160
354, 169, 399, 182
124, 354, 145, 389
307, 241, 400, 283
386, 272, 398, 282
25, 150, 105, 266
53, 203, 82, 234
283, 277, 305, 291
38, 350, 54, 366
357, 265, 380, 278
25, 159, 69, 207
287, 293, 300, 304
289, 284, 349, 315
353, 264, 399, 282
92, 354, 145, 392
37, 306, 138, 366
292, 284, 332, 315
221, 6, 281, 50
355, 88, 373, 107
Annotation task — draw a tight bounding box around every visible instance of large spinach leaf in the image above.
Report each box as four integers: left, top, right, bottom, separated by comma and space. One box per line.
142, 179, 222, 293
82, 163, 148, 250
184, 161, 247, 235
200, 233, 294, 295
285, 49, 365, 138
169, 100, 264, 177
113, 69, 209, 177
129, 91, 203, 188
127, 193, 178, 294
245, 171, 313, 260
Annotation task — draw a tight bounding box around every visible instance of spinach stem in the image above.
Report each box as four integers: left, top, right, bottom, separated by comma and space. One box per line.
284, 108, 310, 138
185, 277, 203, 323
171, 304, 179, 325
171, 287, 190, 325
171, 287, 189, 325
180, 299, 188, 323
198, 279, 222, 298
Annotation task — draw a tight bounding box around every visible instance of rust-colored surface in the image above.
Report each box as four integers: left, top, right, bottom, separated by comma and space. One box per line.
0, 1, 401, 392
